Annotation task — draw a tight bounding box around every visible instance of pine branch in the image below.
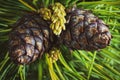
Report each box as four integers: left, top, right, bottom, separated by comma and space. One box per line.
0, 0, 120, 80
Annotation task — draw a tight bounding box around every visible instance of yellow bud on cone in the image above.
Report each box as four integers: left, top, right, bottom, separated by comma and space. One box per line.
39, 2, 66, 35
48, 47, 61, 63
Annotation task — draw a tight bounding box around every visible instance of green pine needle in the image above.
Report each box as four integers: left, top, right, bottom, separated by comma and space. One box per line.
19, 0, 37, 11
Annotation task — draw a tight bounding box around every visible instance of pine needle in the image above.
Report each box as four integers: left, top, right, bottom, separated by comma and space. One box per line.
87, 51, 97, 80
18, 0, 36, 12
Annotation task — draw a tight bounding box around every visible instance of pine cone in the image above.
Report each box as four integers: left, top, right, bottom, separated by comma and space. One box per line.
9, 13, 53, 64
60, 8, 112, 51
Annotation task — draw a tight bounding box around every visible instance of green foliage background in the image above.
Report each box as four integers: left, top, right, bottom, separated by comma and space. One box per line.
0, 0, 120, 80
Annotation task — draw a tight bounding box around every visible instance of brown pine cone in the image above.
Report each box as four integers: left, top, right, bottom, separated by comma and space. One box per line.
60, 8, 112, 51
9, 13, 53, 64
